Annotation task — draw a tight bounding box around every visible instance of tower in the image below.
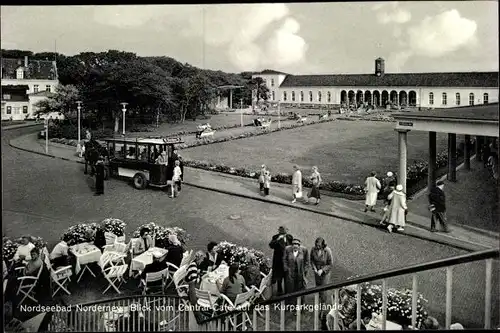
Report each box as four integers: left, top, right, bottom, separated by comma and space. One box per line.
375, 57, 385, 77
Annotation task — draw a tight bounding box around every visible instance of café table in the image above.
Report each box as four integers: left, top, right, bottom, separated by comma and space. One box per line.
69, 243, 102, 282
199, 262, 229, 296
130, 247, 168, 277
366, 318, 402, 330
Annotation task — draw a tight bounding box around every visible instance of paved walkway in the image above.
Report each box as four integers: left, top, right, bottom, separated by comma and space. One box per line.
10, 132, 499, 252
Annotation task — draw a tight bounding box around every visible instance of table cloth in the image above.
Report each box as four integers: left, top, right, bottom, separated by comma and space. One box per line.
130, 247, 168, 276
200, 262, 229, 296
69, 243, 101, 275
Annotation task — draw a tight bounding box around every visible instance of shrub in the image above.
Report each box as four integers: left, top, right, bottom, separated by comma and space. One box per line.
132, 223, 190, 249
101, 218, 127, 237
61, 223, 99, 245
213, 241, 272, 275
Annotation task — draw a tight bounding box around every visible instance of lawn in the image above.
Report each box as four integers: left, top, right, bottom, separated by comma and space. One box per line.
181, 120, 451, 186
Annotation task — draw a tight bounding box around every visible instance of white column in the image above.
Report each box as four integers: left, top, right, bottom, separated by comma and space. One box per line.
397, 129, 409, 193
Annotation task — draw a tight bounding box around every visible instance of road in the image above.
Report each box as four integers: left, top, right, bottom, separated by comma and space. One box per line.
2, 126, 498, 328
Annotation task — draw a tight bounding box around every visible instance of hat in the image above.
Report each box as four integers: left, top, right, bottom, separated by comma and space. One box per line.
396, 184, 403, 191
436, 180, 444, 186
278, 226, 286, 233
450, 323, 464, 330
387, 171, 393, 177
261, 164, 266, 168
292, 238, 301, 245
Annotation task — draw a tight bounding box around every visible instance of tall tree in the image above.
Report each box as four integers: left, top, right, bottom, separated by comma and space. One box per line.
33, 84, 81, 117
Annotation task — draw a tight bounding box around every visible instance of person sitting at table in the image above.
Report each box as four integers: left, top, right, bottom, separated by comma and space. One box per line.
50, 237, 72, 268
218, 264, 246, 303
13, 235, 35, 263
199, 241, 220, 274
165, 234, 185, 268
93, 226, 106, 253
5, 247, 45, 303
186, 251, 205, 285
134, 227, 154, 256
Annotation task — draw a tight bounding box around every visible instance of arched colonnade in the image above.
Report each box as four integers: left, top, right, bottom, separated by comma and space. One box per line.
340, 90, 418, 107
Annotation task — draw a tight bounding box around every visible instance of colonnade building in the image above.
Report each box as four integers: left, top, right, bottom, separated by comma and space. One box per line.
252, 58, 498, 109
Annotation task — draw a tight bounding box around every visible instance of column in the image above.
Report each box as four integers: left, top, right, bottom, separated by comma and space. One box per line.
428, 131, 437, 192
217, 94, 221, 107
464, 135, 471, 170
475, 136, 482, 161
447, 133, 457, 182
229, 89, 233, 109
397, 130, 409, 193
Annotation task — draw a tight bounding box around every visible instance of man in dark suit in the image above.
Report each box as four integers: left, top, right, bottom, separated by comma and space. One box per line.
269, 226, 293, 296
283, 238, 309, 303
428, 180, 449, 233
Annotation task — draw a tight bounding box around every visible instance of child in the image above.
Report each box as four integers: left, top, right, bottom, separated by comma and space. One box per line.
263, 170, 271, 196
171, 160, 182, 198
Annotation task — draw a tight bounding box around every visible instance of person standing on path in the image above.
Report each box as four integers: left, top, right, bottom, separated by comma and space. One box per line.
308, 166, 322, 205
171, 160, 182, 198
263, 170, 271, 196
387, 184, 407, 233
94, 156, 105, 196
310, 237, 333, 304
428, 180, 450, 233
283, 238, 309, 303
364, 171, 381, 212
291, 165, 303, 203
269, 226, 293, 296
258, 165, 266, 193
380, 180, 396, 225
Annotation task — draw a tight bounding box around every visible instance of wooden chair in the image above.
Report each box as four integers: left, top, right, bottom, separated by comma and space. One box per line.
172, 265, 189, 297
42, 248, 73, 297
195, 288, 218, 317
140, 267, 168, 295
102, 264, 128, 294
165, 262, 180, 290
16, 264, 43, 305
218, 288, 256, 329
245, 269, 272, 317
180, 250, 194, 268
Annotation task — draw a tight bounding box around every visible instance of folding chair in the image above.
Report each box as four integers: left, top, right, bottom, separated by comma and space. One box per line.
103, 238, 129, 255
245, 269, 272, 317
140, 267, 168, 295
195, 288, 219, 317
102, 264, 128, 294
219, 288, 256, 330
180, 250, 194, 268
165, 262, 180, 290
172, 265, 189, 297
43, 250, 72, 297
16, 265, 43, 305
98, 251, 126, 271
128, 238, 142, 278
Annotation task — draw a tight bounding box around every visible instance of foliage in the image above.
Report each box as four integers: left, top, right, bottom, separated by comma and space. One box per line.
100, 218, 126, 237
61, 223, 99, 245
33, 84, 81, 117
132, 223, 190, 249
213, 241, 272, 274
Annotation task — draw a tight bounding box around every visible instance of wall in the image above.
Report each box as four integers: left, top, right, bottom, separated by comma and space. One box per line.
251, 74, 286, 102
1, 78, 58, 94
417, 87, 498, 108
1, 101, 29, 120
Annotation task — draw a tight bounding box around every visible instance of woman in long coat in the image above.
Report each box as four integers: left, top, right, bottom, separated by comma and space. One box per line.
310, 237, 333, 304
308, 166, 322, 205
387, 184, 407, 233
94, 156, 105, 196
291, 165, 303, 203
269, 226, 293, 295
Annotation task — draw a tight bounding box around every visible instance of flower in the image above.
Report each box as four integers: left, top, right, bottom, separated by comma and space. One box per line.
133, 223, 190, 249
62, 223, 99, 245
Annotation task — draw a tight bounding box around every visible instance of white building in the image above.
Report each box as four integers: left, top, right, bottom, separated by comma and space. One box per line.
1, 56, 59, 120
251, 58, 498, 109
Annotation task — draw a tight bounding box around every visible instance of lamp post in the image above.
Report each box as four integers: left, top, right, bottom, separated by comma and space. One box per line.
76, 101, 82, 155
278, 100, 281, 129
45, 118, 49, 154
121, 102, 128, 136
240, 99, 243, 127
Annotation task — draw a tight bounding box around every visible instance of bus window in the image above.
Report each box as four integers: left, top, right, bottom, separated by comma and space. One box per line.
114, 143, 125, 159
138, 144, 149, 161
107, 142, 115, 157
126, 144, 137, 160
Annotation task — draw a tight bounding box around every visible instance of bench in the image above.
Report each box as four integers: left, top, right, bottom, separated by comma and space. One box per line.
199, 130, 215, 138
297, 117, 308, 123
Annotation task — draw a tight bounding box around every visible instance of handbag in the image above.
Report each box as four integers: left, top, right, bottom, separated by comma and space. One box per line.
295, 190, 303, 199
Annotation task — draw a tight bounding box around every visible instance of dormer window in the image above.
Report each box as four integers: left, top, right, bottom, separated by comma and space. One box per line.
16, 68, 24, 79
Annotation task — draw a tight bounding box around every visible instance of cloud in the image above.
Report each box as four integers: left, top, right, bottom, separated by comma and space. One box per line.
265, 18, 308, 67
373, 2, 411, 24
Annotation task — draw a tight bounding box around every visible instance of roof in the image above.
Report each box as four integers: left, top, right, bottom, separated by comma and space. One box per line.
102, 137, 184, 145
255, 69, 288, 76
280, 72, 499, 88
1, 58, 57, 80
392, 103, 499, 122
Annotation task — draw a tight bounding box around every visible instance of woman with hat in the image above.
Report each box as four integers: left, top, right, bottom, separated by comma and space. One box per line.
258, 165, 266, 193
308, 166, 322, 205
387, 184, 408, 233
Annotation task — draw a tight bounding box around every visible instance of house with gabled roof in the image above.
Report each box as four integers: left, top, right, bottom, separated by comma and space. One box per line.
251, 58, 498, 109
1, 56, 59, 120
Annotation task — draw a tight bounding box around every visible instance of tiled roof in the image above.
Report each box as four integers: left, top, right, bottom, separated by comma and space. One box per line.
256, 69, 288, 76
393, 103, 499, 121
280, 72, 499, 88
1, 58, 57, 80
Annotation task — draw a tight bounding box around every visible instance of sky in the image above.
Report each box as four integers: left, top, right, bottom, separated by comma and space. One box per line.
1, 2, 498, 75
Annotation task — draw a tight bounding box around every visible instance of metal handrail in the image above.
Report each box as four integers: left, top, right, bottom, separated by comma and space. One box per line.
199, 248, 499, 325
60, 292, 181, 309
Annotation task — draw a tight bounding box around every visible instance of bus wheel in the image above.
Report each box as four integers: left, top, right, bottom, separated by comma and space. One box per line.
133, 173, 148, 190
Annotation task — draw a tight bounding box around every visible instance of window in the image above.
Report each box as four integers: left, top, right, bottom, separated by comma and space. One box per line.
137, 145, 149, 161
16, 68, 24, 79
271, 79, 275, 87
126, 144, 137, 160
3, 94, 11, 100
469, 93, 474, 106
114, 143, 125, 159
327, 92, 331, 103
429, 92, 434, 105
46, 85, 51, 92
291, 91, 296, 102
318, 91, 322, 102
483, 93, 489, 104
455, 93, 460, 106
272, 91, 275, 100
13, 107, 20, 114
442, 93, 447, 105
300, 91, 304, 102
34, 85, 39, 93
283, 91, 287, 102
309, 91, 313, 102
6, 106, 11, 114
23, 106, 28, 114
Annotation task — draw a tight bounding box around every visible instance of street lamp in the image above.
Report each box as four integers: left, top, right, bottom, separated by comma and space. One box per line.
278, 100, 281, 129
76, 101, 83, 155
121, 102, 128, 136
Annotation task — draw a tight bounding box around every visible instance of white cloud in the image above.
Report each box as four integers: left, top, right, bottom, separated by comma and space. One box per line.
264, 18, 307, 67
373, 2, 411, 25
93, 6, 163, 28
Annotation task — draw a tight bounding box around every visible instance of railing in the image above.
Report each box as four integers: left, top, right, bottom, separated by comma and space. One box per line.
198, 248, 499, 331
48, 294, 190, 332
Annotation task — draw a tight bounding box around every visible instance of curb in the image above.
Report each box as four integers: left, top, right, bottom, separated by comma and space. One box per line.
8, 134, 489, 253
2, 123, 43, 131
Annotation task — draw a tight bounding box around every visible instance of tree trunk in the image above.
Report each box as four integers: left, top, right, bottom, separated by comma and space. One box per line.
114, 114, 120, 133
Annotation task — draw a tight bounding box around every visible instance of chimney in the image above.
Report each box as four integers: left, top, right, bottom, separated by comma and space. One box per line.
24, 56, 28, 68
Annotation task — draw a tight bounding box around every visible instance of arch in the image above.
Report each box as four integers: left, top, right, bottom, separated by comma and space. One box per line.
408, 91, 417, 106
390, 90, 398, 104
381, 90, 389, 106
372, 91, 381, 107
340, 90, 347, 104
291, 91, 296, 102
348, 90, 356, 104
399, 91, 408, 106
364, 90, 372, 104
318, 91, 322, 103
327, 91, 332, 103
300, 91, 304, 102
356, 90, 364, 104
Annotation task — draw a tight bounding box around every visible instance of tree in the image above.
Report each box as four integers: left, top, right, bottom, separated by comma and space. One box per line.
33, 84, 81, 118
250, 77, 269, 103
1, 49, 33, 58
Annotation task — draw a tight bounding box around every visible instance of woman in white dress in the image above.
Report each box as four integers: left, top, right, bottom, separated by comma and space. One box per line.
308, 166, 322, 205
387, 184, 408, 233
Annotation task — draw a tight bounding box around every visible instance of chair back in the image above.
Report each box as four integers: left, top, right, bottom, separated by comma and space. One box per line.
173, 265, 188, 297
258, 269, 272, 294
42, 248, 52, 271
112, 242, 128, 254
99, 251, 121, 269
180, 250, 194, 267
145, 267, 168, 283
104, 264, 128, 278
104, 232, 117, 245
234, 288, 255, 307
195, 289, 215, 307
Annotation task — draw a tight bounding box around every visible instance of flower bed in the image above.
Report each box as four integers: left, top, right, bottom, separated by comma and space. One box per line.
61, 223, 99, 245
101, 218, 126, 237
213, 240, 272, 274
3, 236, 47, 262
132, 223, 190, 249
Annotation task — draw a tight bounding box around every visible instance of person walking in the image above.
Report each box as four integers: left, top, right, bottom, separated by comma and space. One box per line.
283, 238, 309, 302
263, 170, 271, 196
428, 180, 449, 233
364, 171, 381, 212
269, 226, 293, 296
291, 165, 303, 203
94, 156, 105, 196
171, 160, 182, 198
308, 166, 322, 205
258, 165, 266, 193
384, 171, 396, 188
380, 180, 396, 225
310, 237, 333, 304
387, 184, 407, 233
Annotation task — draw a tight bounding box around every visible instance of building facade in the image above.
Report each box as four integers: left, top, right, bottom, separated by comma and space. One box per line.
1, 56, 59, 120
251, 58, 498, 109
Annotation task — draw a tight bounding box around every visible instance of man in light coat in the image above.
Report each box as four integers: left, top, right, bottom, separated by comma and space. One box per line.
364, 171, 381, 212
291, 165, 303, 203
387, 184, 408, 233
283, 238, 309, 304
